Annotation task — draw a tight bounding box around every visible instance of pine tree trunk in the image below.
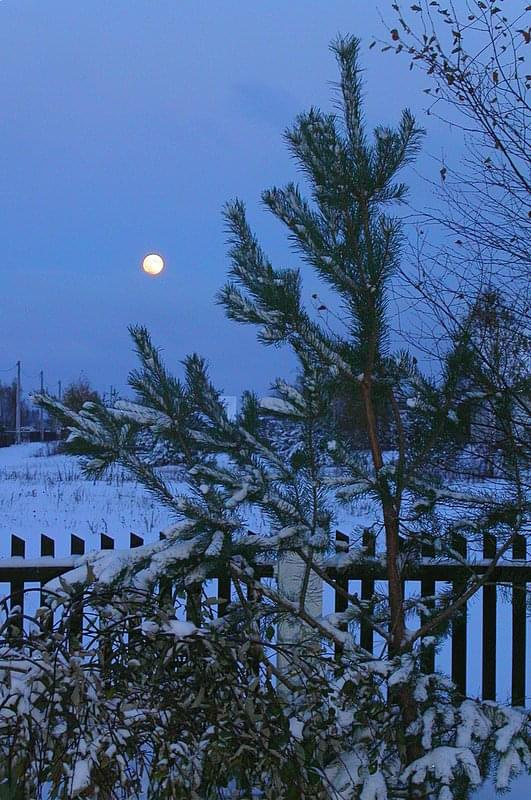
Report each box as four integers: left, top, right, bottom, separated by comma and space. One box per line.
361, 380, 405, 653
361, 379, 425, 788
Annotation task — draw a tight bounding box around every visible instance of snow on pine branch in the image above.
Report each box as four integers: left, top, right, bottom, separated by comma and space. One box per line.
259, 396, 305, 418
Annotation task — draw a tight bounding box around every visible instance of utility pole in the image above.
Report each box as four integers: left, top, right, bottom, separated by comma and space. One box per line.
56, 380, 62, 439
40, 370, 44, 442
15, 361, 21, 444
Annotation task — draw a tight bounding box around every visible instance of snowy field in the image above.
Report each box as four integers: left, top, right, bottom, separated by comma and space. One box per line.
0, 441, 176, 555
0, 442, 528, 798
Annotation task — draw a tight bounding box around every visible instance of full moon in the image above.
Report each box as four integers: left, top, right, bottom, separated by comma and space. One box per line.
142, 253, 165, 276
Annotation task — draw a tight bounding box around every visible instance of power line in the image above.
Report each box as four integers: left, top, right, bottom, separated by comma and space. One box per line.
22, 369, 42, 382
15, 361, 21, 445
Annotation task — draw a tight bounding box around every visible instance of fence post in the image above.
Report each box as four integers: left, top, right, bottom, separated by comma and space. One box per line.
482, 533, 497, 701
360, 530, 375, 654
512, 534, 526, 706
335, 531, 349, 659
451, 535, 467, 697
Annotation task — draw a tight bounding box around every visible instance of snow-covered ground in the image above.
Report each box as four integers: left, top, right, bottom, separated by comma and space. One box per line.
0, 441, 175, 556
0, 442, 528, 797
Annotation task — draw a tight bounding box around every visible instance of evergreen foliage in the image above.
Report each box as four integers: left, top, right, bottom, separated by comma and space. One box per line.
25, 35, 531, 800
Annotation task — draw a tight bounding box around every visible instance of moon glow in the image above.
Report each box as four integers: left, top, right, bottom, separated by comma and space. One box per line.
142, 253, 165, 276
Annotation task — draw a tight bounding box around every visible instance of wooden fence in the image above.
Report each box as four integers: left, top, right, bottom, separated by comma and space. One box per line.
0, 531, 529, 706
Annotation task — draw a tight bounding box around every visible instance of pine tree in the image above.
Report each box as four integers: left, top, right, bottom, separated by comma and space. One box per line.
29, 36, 530, 800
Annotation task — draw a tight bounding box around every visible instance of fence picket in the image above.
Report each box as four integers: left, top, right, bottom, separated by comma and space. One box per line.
100, 534, 114, 551
420, 541, 436, 675
247, 578, 261, 675
512, 534, 527, 706
129, 534, 144, 655
482, 533, 497, 701
217, 575, 231, 617
360, 531, 375, 654
9, 535, 25, 637
130, 533, 143, 549
71, 535, 85, 556
69, 535, 85, 650
40, 535, 54, 632
158, 531, 173, 607
451, 535, 467, 697
99, 534, 114, 672
186, 584, 202, 625
335, 531, 349, 659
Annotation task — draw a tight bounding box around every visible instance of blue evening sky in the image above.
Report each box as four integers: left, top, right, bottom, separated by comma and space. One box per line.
0, 0, 450, 399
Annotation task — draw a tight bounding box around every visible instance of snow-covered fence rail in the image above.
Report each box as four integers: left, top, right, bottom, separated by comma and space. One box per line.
0, 531, 529, 706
